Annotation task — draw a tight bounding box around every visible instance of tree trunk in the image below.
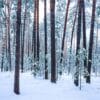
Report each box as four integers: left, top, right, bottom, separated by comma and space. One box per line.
7, 0, 12, 71
21, 0, 28, 72
32, 0, 36, 56
36, 0, 39, 62
50, 0, 56, 83
81, 0, 87, 76
44, 0, 48, 79
60, 0, 70, 75
74, 0, 82, 86
14, 0, 21, 94
86, 0, 96, 83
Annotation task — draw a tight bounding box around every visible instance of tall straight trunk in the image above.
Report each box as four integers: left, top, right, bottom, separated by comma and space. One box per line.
44, 0, 48, 79
32, 0, 37, 62
74, 0, 82, 86
81, 0, 87, 74
82, 0, 86, 51
32, 0, 39, 71
27, 19, 30, 57
36, 0, 39, 62
5, 0, 8, 60
32, 0, 36, 54
14, 0, 21, 94
86, 0, 96, 83
7, 0, 11, 71
21, 0, 28, 72
60, 0, 70, 64
50, 0, 56, 83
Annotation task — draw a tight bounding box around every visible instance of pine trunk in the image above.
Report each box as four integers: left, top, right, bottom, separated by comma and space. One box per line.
74, 0, 82, 86
86, 0, 96, 83
50, 0, 56, 83
44, 0, 48, 79
14, 0, 21, 94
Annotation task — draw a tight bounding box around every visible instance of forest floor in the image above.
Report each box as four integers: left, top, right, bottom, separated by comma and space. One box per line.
0, 72, 100, 100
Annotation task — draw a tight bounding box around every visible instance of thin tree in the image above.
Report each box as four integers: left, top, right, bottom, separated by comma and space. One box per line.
50, 0, 56, 83
32, 0, 39, 73
81, 0, 87, 76
86, 0, 96, 83
14, 0, 22, 94
60, 0, 70, 75
36, 0, 39, 62
32, 0, 37, 69
32, 0, 37, 56
44, 0, 48, 79
7, 0, 12, 71
21, 0, 28, 72
74, 0, 82, 86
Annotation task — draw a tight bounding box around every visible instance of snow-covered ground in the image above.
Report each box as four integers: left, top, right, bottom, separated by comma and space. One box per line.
0, 72, 100, 100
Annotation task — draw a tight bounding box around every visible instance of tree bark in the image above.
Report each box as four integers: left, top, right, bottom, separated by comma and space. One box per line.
44, 0, 48, 79
86, 0, 96, 83
7, 0, 12, 71
21, 0, 28, 72
81, 0, 87, 76
74, 0, 82, 86
60, 0, 70, 64
36, 0, 39, 62
14, 0, 21, 94
50, 0, 56, 83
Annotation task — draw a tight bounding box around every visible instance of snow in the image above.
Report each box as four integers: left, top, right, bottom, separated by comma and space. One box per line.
0, 72, 100, 100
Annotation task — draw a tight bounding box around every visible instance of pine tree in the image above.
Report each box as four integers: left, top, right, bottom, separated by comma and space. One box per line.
60, 0, 70, 65
44, 0, 48, 79
50, 0, 56, 83
14, 0, 22, 94
74, 0, 82, 86
21, 0, 28, 72
86, 0, 97, 83
81, 0, 87, 76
